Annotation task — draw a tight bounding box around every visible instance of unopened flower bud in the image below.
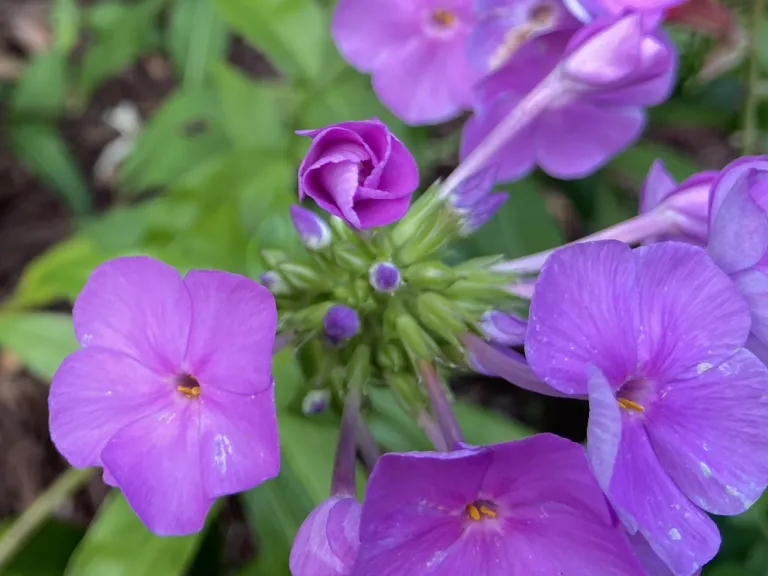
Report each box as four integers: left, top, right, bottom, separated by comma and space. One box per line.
369, 262, 401, 293
302, 389, 331, 415
376, 342, 406, 372
445, 279, 512, 303
259, 271, 290, 295
324, 305, 361, 344
391, 180, 442, 247
290, 302, 333, 332
330, 215, 360, 243
397, 216, 458, 266
395, 313, 440, 360
277, 262, 331, 291
416, 292, 467, 346
261, 248, 289, 269
403, 261, 456, 289
480, 310, 528, 346
290, 205, 332, 250
334, 244, 371, 273
385, 372, 427, 416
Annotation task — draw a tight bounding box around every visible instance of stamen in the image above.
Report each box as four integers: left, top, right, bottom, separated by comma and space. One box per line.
618, 398, 645, 412
467, 503, 481, 521
529, 4, 555, 26
177, 384, 200, 398
432, 9, 456, 27
479, 505, 497, 519
466, 501, 498, 521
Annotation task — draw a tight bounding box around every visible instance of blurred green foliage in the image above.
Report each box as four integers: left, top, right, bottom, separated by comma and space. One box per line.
0, 0, 766, 574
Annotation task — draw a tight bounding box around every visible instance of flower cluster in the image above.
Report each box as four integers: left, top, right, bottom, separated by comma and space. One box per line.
46, 1, 767, 575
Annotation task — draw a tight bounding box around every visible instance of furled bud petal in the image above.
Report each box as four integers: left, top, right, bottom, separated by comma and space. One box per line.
460, 192, 509, 236
302, 389, 332, 415
259, 271, 290, 295
564, 0, 687, 22
289, 496, 361, 576
290, 205, 332, 250
369, 262, 401, 293
297, 119, 419, 229
324, 305, 361, 343
641, 159, 717, 244
562, 12, 674, 89
480, 310, 528, 346
403, 261, 456, 289
450, 164, 499, 210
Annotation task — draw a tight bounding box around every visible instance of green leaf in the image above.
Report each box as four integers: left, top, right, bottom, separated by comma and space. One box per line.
7, 123, 91, 215
607, 140, 702, 186
79, 0, 167, 97
51, 0, 80, 53
9, 51, 68, 118
0, 313, 77, 380
1, 519, 85, 576
10, 235, 110, 309
458, 177, 563, 259
211, 64, 296, 148
65, 493, 206, 576
119, 87, 229, 193
167, 0, 229, 89
212, 0, 329, 81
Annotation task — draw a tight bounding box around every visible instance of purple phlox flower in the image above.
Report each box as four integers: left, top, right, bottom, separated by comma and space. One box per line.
297, 119, 419, 229
525, 240, 768, 575
369, 261, 401, 293
290, 495, 362, 576
707, 156, 768, 350
468, 0, 579, 73
640, 160, 717, 245
449, 164, 508, 235
461, 12, 676, 182
324, 305, 361, 343
331, 0, 479, 125
49, 256, 280, 535
563, 0, 687, 22
291, 204, 332, 250
479, 310, 528, 346
351, 434, 646, 575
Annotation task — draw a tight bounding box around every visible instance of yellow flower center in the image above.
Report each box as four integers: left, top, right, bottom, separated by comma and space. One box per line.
432, 9, 457, 27
466, 502, 497, 521
177, 374, 201, 398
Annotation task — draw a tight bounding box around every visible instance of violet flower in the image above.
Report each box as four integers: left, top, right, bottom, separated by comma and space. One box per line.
461, 12, 676, 182
49, 256, 280, 535
640, 160, 717, 245
297, 119, 419, 229
564, 0, 687, 21
331, 0, 479, 125
525, 240, 768, 575
707, 156, 768, 350
468, 0, 579, 73
352, 434, 646, 575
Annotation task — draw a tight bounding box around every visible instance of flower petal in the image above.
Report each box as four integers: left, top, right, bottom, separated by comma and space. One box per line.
484, 435, 645, 576
101, 400, 212, 536
640, 159, 677, 214
734, 268, 768, 346
372, 36, 476, 125
49, 349, 171, 468
586, 366, 622, 491
607, 418, 720, 576
198, 386, 280, 498
352, 197, 412, 228
376, 135, 419, 197
536, 103, 645, 179
647, 348, 768, 515
633, 242, 750, 381
183, 270, 276, 395
73, 256, 191, 375
526, 241, 638, 394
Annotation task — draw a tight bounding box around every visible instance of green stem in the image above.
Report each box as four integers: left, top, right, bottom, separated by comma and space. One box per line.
0, 467, 95, 571
743, 0, 766, 155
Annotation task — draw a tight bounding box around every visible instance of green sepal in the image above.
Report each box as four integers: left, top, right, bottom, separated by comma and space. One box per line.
403, 261, 456, 290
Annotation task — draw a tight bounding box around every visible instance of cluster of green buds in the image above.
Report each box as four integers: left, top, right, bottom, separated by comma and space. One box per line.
261, 178, 524, 420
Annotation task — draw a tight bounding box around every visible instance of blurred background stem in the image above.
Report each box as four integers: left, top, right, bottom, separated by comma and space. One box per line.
743, 0, 766, 155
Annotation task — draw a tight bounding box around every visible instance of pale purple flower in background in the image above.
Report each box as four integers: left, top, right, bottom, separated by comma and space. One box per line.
332, 0, 479, 125
369, 262, 401, 293
290, 496, 362, 576
290, 205, 332, 250
324, 305, 361, 344
563, 0, 687, 21
298, 119, 419, 229
461, 12, 676, 182
468, 0, 579, 72
526, 240, 768, 575
707, 156, 768, 351
640, 160, 717, 244
351, 434, 645, 575
49, 256, 280, 535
